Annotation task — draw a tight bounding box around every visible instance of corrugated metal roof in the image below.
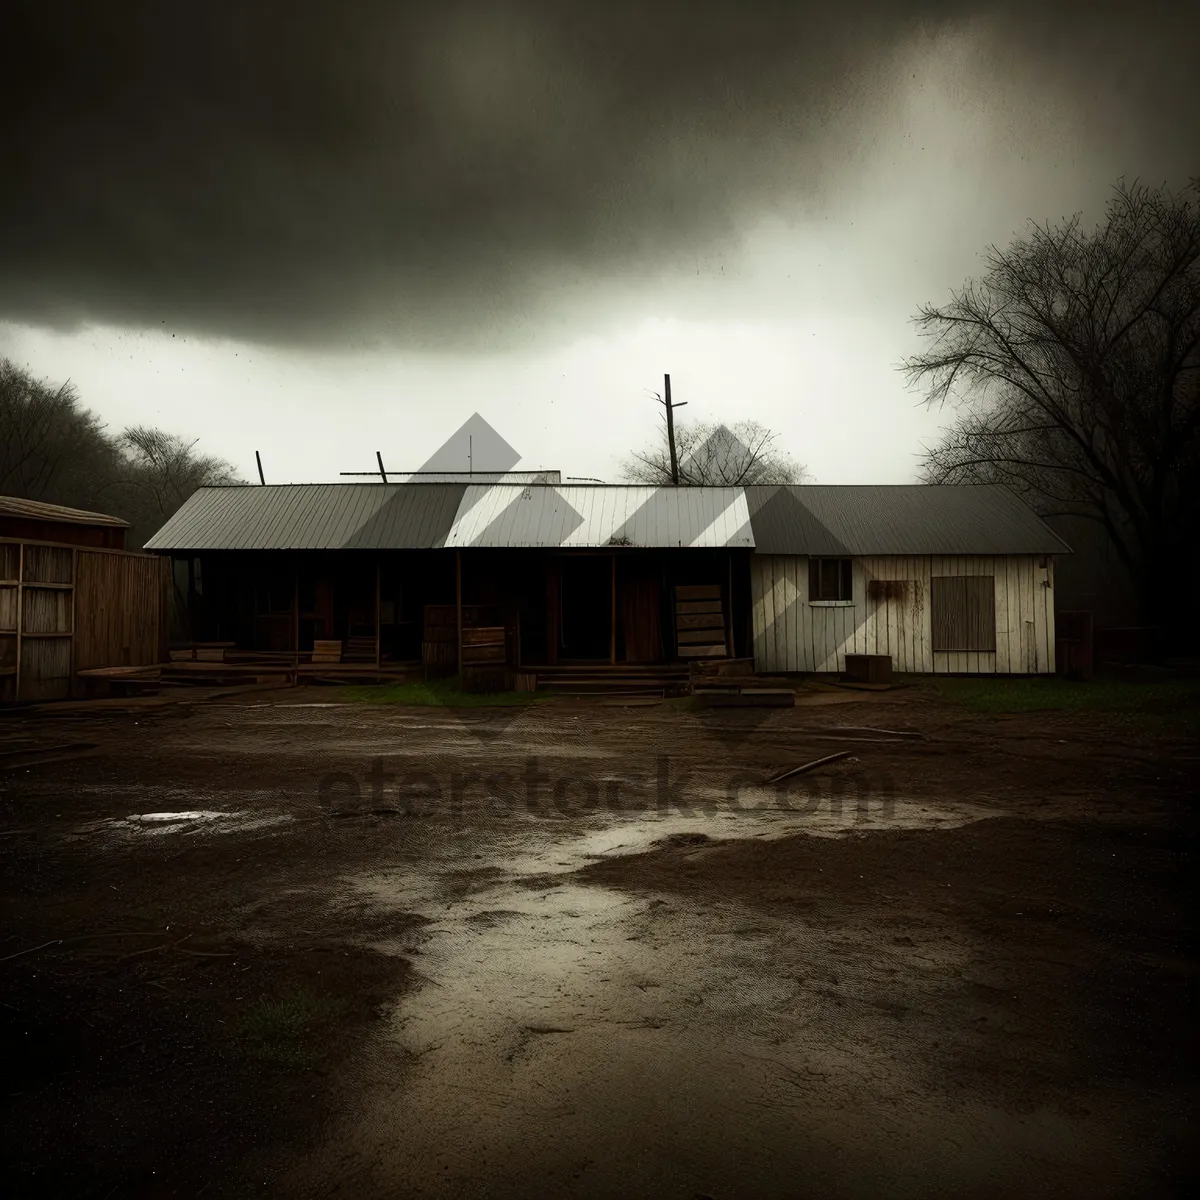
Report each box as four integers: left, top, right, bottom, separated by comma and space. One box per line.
0, 494, 128, 528
143, 484, 466, 550
145, 481, 1069, 555
745, 485, 1071, 555
444, 485, 754, 548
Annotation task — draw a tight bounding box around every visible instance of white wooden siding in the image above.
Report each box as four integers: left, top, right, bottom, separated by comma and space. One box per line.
750, 555, 1056, 674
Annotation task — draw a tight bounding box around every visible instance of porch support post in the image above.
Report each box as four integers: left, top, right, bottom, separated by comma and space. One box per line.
375, 559, 382, 669
726, 552, 734, 657
455, 550, 463, 677
292, 558, 299, 664
610, 553, 617, 664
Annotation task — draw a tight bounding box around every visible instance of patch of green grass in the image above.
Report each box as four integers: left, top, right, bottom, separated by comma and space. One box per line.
929, 675, 1200, 714
339, 677, 547, 707
236, 990, 334, 1068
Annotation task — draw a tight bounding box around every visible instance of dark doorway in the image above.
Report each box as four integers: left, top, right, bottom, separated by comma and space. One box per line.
619, 563, 663, 662
559, 555, 612, 661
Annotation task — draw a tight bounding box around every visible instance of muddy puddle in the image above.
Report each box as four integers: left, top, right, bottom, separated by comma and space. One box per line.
73, 803, 294, 840
275, 796, 1137, 1199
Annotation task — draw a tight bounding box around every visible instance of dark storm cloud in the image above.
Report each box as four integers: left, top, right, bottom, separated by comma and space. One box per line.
1, 1, 1196, 349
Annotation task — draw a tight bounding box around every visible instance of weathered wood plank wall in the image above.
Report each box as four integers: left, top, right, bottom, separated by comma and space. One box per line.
1, 537, 168, 702
74, 550, 168, 676
750, 555, 1056, 675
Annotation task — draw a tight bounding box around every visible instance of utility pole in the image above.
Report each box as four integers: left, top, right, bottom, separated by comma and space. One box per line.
255, 451, 265, 485
376, 451, 388, 483
660, 373, 687, 485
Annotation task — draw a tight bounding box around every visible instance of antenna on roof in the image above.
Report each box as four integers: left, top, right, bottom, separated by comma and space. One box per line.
376, 451, 388, 484
337, 469, 544, 477
255, 451, 265, 486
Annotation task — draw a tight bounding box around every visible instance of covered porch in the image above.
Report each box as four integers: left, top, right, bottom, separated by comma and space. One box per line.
168, 546, 753, 676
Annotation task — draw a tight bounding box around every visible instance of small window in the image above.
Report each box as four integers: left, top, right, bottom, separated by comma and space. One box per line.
809, 557, 853, 602
930, 576, 996, 652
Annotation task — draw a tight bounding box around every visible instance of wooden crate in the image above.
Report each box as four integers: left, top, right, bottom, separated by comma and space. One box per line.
423, 604, 495, 640
462, 626, 507, 666
843, 654, 893, 684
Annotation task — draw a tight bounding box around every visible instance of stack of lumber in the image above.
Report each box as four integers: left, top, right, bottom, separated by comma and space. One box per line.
421, 604, 503, 671
674, 585, 728, 658
311, 639, 342, 664
343, 636, 377, 663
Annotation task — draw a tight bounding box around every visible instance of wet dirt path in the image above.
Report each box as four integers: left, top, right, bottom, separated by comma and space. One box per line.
3, 695, 1192, 1198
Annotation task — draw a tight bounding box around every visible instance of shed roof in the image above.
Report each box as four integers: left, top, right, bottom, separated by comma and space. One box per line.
0, 494, 128, 528
745, 484, 1071, 555
143, 483, 466, 550
445, 485, 752, 549
143, 481, 1069, 555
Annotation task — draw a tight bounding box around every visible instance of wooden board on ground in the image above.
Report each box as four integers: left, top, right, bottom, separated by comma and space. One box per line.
695, 688, 795, 708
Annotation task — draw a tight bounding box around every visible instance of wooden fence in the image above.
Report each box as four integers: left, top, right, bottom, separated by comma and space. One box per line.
0, 538, 168, 702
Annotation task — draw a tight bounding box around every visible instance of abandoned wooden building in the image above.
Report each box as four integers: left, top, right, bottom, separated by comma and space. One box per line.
1, 496, 169, 702
143, 481, 1069, 681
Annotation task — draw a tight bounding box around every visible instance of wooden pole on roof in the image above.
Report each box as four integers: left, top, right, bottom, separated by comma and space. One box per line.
455, 550, 463, 682
659, 374, 686, 486
664, 375, 678, 485
255, 451, 266, 485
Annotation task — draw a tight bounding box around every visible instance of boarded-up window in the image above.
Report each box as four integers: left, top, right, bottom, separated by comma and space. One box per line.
809, 558, 853, 602
930, 576, 996, 652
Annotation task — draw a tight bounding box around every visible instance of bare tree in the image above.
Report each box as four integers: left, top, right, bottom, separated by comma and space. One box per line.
107, 426, 241, 546
0, 360, 117, 506
117, 426, 239, 512
903, 178, 1200, 630
0, 358, 242, 546
622, 419, 806, 485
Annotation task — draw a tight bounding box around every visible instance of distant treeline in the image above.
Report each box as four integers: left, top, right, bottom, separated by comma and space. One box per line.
1, 358, 241, 549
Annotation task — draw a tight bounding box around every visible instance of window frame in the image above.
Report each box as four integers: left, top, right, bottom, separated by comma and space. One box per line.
808, 557, 854, 605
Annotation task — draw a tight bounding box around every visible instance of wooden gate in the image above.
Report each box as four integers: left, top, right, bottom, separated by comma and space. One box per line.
0, 539, 168, 703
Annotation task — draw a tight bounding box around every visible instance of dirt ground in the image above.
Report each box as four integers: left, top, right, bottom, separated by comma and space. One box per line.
1, 682, 1195, 1198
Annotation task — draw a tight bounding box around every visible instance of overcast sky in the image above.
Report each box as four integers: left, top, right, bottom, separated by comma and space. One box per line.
2, 1, 1196, 484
